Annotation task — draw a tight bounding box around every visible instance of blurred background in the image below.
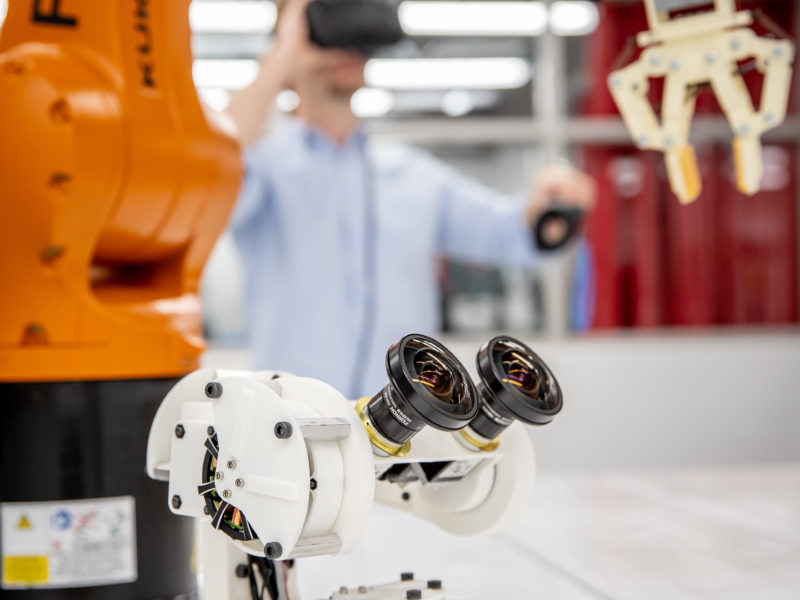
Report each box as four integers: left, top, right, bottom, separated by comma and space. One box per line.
193, 0, 799, 340
186, 0, 800, 466
0, 1, 796, 598
181, 1, 800, 597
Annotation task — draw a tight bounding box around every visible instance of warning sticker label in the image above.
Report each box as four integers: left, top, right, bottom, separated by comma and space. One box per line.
1, 496, 137, 589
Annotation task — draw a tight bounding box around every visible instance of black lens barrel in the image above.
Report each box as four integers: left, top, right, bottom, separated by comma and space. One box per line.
366, 384, 422, 445
468, 391, 516, 440
364, 334, 479, 450
469, 336, 563, 440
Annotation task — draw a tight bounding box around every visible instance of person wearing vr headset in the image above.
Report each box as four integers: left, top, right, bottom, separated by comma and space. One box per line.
225, 0, 596, 398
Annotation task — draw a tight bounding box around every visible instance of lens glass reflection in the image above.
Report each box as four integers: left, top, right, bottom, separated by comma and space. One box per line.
501, 350, 540, 393
413, 348, 456, 403
500, 348, 558, 410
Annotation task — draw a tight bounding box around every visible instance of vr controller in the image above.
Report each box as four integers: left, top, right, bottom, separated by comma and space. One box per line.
306, 0, 405, 55
534, 202, 585, 252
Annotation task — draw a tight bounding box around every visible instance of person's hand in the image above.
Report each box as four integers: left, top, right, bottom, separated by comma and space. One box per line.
526, 163, 596, 249
270, 0, 312, 80
526, 163, 597, 227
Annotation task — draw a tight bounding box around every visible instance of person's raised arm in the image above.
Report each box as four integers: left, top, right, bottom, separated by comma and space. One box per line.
227, 0, 310, 148
436, 160, 596, 267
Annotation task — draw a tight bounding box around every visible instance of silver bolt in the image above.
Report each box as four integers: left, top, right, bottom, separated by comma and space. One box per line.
670, 58, 681, 71
739, 124, 750, 135
227, 459, 237, 470
637, 135, 648, 147
611, 76, 622, 88
649, 54, 661, 67
339, 586, 349, 595
358, 585, 368, 593
235, 478, 244, 488
665, 137, 675, 148
706, 51, 717, 64
774, 46, 784, 58
222, 489, 232, 499
730, 39, 741, 51
215, 471, 224, 480
764, 113, 775, 123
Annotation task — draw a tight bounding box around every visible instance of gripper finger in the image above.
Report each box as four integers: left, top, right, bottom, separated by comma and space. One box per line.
665, 144, 701, 204
732, 136, 763, 196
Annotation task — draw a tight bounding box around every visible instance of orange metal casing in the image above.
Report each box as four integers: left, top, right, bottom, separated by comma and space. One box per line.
0, 0, 242, 381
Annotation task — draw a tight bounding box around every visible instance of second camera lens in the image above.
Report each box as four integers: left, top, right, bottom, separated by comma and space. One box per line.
460, 336, 563, 450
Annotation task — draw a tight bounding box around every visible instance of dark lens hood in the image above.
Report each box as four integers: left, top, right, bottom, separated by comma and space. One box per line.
476, 336, 562, 425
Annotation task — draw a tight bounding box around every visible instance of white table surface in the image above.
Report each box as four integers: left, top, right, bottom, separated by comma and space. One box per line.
297, 463, 800, 600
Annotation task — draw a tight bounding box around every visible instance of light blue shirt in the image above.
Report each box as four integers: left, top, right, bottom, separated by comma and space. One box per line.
231, 117, 541, 397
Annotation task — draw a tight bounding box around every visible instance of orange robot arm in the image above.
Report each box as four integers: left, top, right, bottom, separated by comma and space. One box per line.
0, 0, 242, 381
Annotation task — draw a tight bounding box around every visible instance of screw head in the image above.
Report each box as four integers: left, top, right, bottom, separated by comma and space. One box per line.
739, 124, 750, 135
400, 572, 414, 581
222, 489, 232, 499
227, 459, 237, 470
774, 46, 784, 58
358, 585, 367, 593
274, 421, 293, 439
730, 38, 741, 51
22, 323, 48, 344
406, 590, 422, 600
4, 60, 27, 76
427, 580, 442, 589
402, 491, 411, 501
670, 58, 681, 71
339, 586, 349, 595
203, 505, 210, 515
215, 471, 224, 480
207, 425, 216, 437
41, 245, 65, 263
235, 563, 250, 578
48, 173, 72, 196
611, 76, 622, 88
49, 99, 72, 124
235, 478, 244, 488
174, 424, 185, 439
171, 495, 182, 509
205, 381, 223, 398
264, 542, 283, 559
649, 53, 661, 66
706, 51, 717, 63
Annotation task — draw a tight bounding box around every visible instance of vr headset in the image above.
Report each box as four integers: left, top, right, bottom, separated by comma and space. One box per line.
306, 0, 405, 55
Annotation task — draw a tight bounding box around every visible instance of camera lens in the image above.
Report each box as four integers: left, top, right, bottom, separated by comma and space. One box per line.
459, 336, 562, 451
356, 334, 478, 456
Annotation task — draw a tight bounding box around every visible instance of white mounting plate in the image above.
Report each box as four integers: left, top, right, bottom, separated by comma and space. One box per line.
330, 578, 445, 600
212, 375, 311, 556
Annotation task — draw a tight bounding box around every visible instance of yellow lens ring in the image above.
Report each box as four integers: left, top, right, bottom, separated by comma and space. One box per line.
355, 396, 411, 457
